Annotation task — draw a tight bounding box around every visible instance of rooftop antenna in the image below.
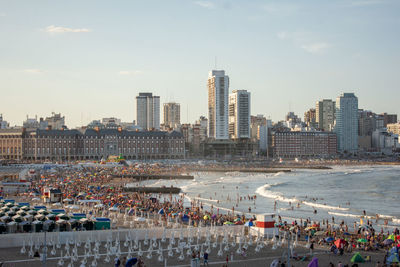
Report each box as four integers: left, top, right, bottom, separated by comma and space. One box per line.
187, 104, 189, 124
215, 56, 217, 69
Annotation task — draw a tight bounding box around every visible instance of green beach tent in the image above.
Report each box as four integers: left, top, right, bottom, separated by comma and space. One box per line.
351, 252, 365, 263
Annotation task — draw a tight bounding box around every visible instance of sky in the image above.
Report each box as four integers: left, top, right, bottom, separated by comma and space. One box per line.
0, 0, 399, 128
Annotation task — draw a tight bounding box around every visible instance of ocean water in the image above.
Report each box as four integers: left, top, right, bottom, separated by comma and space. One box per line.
128, 165, 400, 228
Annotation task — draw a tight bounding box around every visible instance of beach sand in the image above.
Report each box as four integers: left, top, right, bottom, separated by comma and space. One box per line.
0, 241, 385, 267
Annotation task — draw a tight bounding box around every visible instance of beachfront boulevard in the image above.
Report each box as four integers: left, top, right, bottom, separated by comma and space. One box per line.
0, 163, 399, 266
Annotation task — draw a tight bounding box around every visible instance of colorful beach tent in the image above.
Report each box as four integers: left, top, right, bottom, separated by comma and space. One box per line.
334, 239, 346, 248
325, 237, 334, 242
308, 257, 318, 267
386, 253, 400, 264
350, 252, 365, 263
125, 257, 138, 267
245, 221, 254, 227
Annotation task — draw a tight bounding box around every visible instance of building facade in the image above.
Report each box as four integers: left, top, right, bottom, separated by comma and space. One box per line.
334, 93, 358, 153
0, 129, 24, 160
136, 93, 160, 130
304, 108, 318, 129
228, 90, 250, 139
1, 129, 184, 161
45, 113, 65, 130
387, 122, 400, 135
163, 102, 181, 129
316, 99, 335, 131
208, 70, 229, 140
272, 131, 337, 158
381, 113, 397, 127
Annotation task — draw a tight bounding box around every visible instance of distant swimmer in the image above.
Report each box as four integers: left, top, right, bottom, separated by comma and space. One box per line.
314, 209, 317, 214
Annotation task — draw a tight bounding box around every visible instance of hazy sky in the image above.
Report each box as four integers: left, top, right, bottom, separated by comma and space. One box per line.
1, 0, 399, 128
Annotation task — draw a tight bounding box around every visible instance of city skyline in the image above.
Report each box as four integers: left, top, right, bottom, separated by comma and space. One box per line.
1, 0, 399, 127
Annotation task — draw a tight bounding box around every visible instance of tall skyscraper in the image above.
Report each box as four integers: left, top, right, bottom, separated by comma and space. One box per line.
334, 93, 358, 153
136, 92, 160, 130
229, 90, 251, 139
316, 99, 335, 131
163, 102, 180, 129
208, 70, 229, 140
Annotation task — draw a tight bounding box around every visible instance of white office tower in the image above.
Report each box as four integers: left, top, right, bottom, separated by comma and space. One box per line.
229, 90, 251, 139
163, 102, 181, 129
334, 93, 358, 153
208, 70, 229, 140
136, 92, 160, 130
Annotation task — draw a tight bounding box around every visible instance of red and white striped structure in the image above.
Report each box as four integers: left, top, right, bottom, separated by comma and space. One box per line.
251, 213, 276, 236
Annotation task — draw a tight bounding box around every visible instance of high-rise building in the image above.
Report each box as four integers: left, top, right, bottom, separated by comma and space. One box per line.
380, 113, 397, 127
228, 90, 250, 139
163, 102, 180, 129
304, 108, 318, 128
334, 93, 358, 153
136, 93, 160, 130
316, 99, 335, 131
208, 70, 229, 140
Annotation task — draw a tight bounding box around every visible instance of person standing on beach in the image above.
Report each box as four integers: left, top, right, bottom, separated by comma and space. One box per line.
203, 251, 209, 266
310, 241, 314, 256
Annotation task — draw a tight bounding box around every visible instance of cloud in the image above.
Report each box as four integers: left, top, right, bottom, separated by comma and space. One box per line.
44, 25, 91, 34
277, 31, 332, 54
301, 43, 331, 54
119, 70, 143, 76
24, 69, 44, 74
194, 1, 215, 9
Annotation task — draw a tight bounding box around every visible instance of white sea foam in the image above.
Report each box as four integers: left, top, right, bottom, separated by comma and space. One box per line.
255, 184, 299, 203
274, 171, 285, 177
392, 218, 400, 224
191, 197, 218, 203
303, 201, 349, 211
328, 211, 360, 218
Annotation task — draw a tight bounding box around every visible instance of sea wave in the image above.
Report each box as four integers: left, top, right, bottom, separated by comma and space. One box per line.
190, 197, 218, 203
392, 218, 400, 224
255, 184, 299, 203
328, 212, 396, 221
274, 171, 285, 177
303, 201, 349, 211
328, 211, 361, 218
